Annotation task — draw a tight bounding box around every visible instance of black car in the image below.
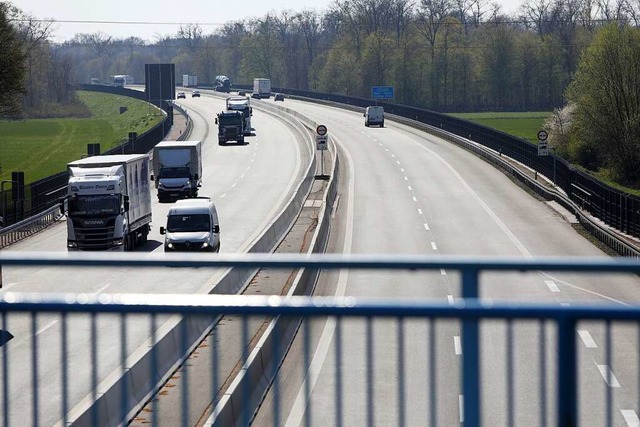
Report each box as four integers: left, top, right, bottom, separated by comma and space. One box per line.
238, 91, 246, 96
274, 93, 285, 102
251, 92, 261, 99
192, 90, 201, 98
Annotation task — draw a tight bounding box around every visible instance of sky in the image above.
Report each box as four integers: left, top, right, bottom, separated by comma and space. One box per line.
10, 0, 523, 43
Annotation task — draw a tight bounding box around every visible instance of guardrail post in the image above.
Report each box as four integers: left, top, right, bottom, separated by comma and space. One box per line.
462, 268, 480, 427
557, 316, 577, 427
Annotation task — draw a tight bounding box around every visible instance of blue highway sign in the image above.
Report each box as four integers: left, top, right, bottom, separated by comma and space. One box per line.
372, 86, 394, 99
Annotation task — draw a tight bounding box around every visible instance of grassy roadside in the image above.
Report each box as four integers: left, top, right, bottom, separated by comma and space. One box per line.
448, 111, 551, 144
0, 91, 163, 184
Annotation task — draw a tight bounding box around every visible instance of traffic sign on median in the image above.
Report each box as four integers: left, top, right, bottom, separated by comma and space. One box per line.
316, 135, 328, 151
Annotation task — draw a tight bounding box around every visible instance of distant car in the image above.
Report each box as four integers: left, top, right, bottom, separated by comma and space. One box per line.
192, 90, 201, 98
251, 92, 261, 99
177, 92, 186, 99
238, 91, 246, 96
274, 93, 285, 102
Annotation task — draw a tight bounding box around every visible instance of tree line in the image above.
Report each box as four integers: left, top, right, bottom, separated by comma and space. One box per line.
2, 0, 640, 185
47, 0, 640, 113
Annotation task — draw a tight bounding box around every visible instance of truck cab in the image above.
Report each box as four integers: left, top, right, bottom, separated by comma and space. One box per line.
64, 154, 152, 251
160, 198, 221, 252
225, 96, 252, 135
215, 111, 246, 145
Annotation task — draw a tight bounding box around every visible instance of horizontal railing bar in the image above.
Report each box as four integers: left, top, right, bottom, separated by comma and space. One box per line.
3, 252, 640, 272
1, 294, 640, 320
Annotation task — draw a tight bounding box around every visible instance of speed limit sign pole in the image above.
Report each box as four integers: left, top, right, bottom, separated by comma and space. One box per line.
315, 124, 329, 179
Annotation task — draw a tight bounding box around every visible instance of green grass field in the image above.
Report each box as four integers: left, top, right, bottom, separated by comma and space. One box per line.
0, 91, 163, 184
448, 112, 551, 143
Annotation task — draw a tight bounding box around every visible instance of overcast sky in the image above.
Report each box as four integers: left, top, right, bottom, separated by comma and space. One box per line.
10, 0, 523, 43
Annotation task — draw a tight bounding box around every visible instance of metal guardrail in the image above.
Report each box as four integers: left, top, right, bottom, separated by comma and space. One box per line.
171, 102, 193, 141
1, 253, 640, 426
0, 205, 61, 249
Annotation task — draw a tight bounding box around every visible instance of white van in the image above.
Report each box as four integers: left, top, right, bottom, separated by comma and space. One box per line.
160, 198, 221, 252
364, 106, 384, 127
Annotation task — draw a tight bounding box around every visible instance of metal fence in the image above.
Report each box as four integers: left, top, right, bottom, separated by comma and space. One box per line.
1, 253, 640, 426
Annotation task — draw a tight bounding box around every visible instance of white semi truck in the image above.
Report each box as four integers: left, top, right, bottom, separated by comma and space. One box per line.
226, 96, 252, 135
62, 154, 152, 251
253, 78, 271, 98
151, 140, 202, 202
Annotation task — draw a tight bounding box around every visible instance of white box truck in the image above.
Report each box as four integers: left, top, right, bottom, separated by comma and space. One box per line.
151, 140, 202, 202
253, 78, 271, 98
226, 96, 252, 135
62, 154, 152, 251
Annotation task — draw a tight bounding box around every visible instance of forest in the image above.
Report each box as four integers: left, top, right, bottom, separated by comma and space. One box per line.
7, 0, 640, 115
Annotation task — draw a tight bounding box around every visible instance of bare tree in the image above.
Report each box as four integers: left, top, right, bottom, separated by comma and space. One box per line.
177, 23, 203, 52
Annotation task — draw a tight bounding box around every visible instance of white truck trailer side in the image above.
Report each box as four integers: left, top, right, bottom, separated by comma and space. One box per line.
63, 154, 152, 251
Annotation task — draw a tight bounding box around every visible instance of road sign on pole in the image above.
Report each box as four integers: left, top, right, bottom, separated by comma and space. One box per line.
371, 86, 394, 99
316, 135, 328, 151
316, 124, 327, 136
537, 129, 549, 156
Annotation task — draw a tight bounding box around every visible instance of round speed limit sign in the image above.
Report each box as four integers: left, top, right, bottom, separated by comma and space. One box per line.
316, 125, 328, 136
537, 130, 548, 141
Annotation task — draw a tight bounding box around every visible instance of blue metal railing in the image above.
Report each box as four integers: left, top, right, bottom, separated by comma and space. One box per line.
1, 253, 640, 426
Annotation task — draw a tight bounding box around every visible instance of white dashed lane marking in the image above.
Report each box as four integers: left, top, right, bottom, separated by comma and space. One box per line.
408, 186, 412, 191
577, 330, 598, 348
423, 223, 430, 231
413, 197, 417, 202
597, 365, 621, 387
417, 209, 423, 215
447, 295, 454, 304
441, 269, 447, 276
431, 242, 438, 250
545, 280, 560, 292
621, 410, 640, 426
454, 336, 462, 355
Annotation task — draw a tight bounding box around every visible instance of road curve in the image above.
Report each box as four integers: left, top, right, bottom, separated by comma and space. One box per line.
251, 99, 640, 427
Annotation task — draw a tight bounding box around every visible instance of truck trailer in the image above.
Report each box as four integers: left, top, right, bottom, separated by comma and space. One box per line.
253, 78, 271, 98
151, 140, 203, 202
182, 74, 198, 87
225, 96, 252, 135
63, 154, 152, 251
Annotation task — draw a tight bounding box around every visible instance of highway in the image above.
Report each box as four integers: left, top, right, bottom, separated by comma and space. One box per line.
0, 93, 311, 426
249, 98, 640, 426
3, 94, 640, 426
